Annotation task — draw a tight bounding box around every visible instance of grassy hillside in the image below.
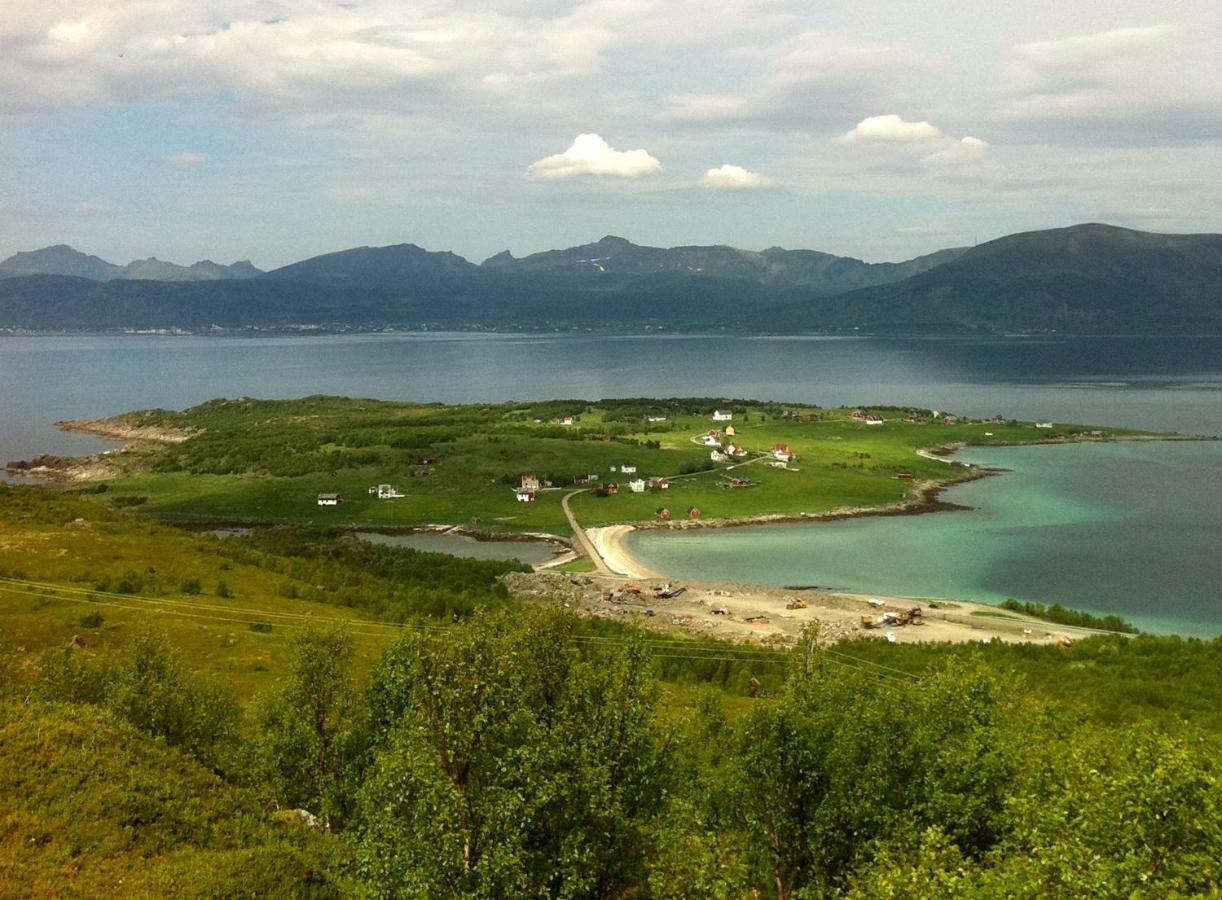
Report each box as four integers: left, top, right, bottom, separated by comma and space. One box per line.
0, 702, 346, 897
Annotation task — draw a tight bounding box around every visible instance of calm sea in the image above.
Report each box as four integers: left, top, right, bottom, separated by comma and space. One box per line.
1, 333, 1219, 632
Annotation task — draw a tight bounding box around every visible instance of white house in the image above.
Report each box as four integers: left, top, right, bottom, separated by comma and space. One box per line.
560, 416, 575, 426
628, 478, 646, 493
712, 409, 733, 422
515, 489, 536, 502
520, 474, 541, 492
647, 415, 668, 423
373, 484, 404, 499
772, 443, 791, 462
621, 464, 637, 475
710, 450, 728, 463
865, 416, 885, 426
1035, 421, 1054, 429
316, 493, 342, 507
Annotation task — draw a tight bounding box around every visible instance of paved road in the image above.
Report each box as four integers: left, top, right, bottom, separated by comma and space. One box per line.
561, 489, 612, 574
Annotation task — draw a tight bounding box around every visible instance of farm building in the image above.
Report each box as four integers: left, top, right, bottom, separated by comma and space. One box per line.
368, 484, 404, 499
712, 409, 733, 422
628, 479, 646, 493
316, 493, 342, 507
515, 489, 536, 502
520, 474, 541, 492
772, 443, 791, 462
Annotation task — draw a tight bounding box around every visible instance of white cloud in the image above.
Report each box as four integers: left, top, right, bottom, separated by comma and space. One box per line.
166, 151, 208, 167
922, 136, 990, 167
840, 114, 941, 143
700, 164, 774, 188
527, 133, 661, 180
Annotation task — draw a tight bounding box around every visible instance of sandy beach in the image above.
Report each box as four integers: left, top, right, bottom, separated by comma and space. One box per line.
534, 518, 1125, 648
586, 525, 662, 578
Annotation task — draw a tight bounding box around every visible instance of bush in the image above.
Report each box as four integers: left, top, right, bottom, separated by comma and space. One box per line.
80, 611, 104, 628
215, 580, 231, 598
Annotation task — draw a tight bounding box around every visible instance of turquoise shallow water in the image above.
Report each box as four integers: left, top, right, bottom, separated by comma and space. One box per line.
625, 441, 1222, 636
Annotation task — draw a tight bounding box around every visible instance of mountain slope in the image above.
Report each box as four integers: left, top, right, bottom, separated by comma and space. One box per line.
770, 224, 1222, 333
482, 235, 966, 295
0, 245, 121, 280
265, 243, 479, 289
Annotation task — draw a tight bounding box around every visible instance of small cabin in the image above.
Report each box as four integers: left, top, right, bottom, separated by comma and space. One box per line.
772, 443, 791, 462
712, 409, 733, 422
851, 409, 868, 421
657, 507, 671, 521
560, 416, 575, 426
648, 477, 669, 490
620, 464, 637, 475
896, 472, 914, 482
727, 442, 746, 457
710, 450, 728, 463
687, 506, 701, 520
865, 416, 885, 426
628, 479, 646, 493
725, 425, 736, 437
520, 474, 541, 492
371, 483, 404, 499
606, 482, 619, 495
515, 489, 536, 502
647, 415, 668, 423
317, 493, 342, 507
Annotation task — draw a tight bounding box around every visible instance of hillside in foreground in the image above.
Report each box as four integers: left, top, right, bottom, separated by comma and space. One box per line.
1, 483, 1219, 897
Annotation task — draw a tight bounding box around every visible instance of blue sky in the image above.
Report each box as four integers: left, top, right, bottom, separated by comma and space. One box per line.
2, 1, 1220, 268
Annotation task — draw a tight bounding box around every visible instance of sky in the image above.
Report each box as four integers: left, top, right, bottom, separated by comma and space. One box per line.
1, 0, 1220, 268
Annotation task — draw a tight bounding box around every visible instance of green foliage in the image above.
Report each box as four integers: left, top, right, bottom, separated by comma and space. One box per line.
999, 597, 1137, 633
356, 608, 665, 897
31, 630, 240, 771
215, 579, 231, 597
79, 610, 104, 628
255, 628, 365, 830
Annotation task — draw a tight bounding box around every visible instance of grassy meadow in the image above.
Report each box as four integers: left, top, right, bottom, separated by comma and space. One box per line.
52, 396, 1148, 534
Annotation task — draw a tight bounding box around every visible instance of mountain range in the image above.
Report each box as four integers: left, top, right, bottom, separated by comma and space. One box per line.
0, 224, 1219, 334
0, 245, 262, 282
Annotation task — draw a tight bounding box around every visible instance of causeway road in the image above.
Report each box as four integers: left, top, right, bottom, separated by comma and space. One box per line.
561, 489, 612, 574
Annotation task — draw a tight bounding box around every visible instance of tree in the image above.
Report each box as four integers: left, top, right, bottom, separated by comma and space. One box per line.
355, 609, 664, 898
254, 626, 361, 830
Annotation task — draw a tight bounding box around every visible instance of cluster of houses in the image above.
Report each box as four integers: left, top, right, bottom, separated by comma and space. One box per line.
850, 409, 886, 426
513, 469, 669, 501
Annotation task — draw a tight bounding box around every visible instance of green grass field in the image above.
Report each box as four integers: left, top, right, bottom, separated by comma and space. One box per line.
56, 396, 1149, 535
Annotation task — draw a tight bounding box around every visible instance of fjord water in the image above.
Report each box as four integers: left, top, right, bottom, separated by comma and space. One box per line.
626, 441, 1222, 636
1, 333, 1219, 632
